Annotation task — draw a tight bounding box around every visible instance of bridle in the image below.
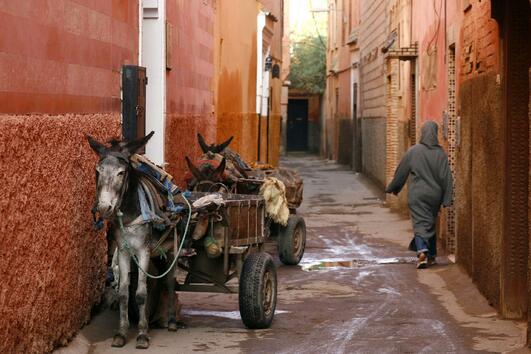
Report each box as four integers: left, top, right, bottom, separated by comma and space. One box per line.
194, 180, 231, 193
91, 152, 132, 229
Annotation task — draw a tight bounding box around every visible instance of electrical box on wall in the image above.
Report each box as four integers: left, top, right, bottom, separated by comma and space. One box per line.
122, 65, 147, 148
143, 0, 159, 18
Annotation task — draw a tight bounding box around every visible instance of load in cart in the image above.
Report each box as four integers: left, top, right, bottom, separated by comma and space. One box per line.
185, 134, 306, 265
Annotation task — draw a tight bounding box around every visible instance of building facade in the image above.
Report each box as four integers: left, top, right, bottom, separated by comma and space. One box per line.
0, 0, 286, 351
358, 0, 387, 187
214, 0, 285, 166
326, 0, 531, 343
326, 0, 360, 166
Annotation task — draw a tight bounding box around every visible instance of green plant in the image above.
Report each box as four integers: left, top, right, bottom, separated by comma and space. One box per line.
288, 35, 327, 94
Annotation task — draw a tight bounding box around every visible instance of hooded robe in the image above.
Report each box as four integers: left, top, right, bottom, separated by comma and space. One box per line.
385, 121, 453, 254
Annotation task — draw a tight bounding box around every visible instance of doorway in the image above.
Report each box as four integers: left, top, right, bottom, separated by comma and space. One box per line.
352, 82, 362, 172
500, 0, 530, 319
287, 99, 309, 151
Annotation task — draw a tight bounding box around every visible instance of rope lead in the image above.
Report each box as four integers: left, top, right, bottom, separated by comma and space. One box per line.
116, 194, 193, 280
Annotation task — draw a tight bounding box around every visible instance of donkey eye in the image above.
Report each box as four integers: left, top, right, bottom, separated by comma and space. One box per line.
117, 171, 125, 177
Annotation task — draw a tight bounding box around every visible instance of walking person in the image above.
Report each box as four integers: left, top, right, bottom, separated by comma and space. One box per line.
385, 121, 453, 269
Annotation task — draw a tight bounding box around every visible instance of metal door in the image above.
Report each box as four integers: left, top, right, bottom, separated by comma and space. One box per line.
122, 65, 147, 145
287, 99, 309, 151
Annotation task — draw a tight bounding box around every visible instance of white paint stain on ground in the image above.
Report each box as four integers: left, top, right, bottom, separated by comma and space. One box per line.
355, 270, 373, 282
377, 287, 401, 296
376, 257, 401, 264
182, 309, 289, 320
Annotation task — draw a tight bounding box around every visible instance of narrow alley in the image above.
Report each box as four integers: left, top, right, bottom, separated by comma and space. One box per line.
62, 154, 525, 354
2, 1, 531, 353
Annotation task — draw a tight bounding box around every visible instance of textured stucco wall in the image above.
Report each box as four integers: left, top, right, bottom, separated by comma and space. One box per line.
361, 117, 386, 188
457, 73, 504, 308
0, 113, 120, 354
165, 0, 216, 186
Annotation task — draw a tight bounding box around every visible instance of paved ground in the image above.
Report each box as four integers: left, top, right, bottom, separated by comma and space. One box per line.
57, 154, 527, 354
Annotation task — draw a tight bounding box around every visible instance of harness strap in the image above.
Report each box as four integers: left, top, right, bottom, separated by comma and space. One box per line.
138, 182, 160, 224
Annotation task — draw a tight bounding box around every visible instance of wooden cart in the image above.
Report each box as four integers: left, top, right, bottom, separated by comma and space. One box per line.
176, 192, 277, 329
234, 177, 307, 266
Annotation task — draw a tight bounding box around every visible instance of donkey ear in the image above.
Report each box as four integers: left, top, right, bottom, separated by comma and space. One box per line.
124, 131, 154, 156
197, 133, 210, 153
214, 136, 233, 153
213, 158, 226, 179
185, 156, 207, 181
86, 134, 107, 156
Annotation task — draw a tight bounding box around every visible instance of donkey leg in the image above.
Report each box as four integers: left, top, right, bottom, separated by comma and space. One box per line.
166, 254, 179, 331
135, 248, 150, 349
112, 250, 130, 347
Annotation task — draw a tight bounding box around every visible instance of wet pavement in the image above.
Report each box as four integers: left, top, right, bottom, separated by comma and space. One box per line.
57, 154, 527, 354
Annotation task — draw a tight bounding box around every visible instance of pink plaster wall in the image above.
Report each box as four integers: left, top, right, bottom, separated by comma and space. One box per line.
0, 1, 138, 352
0, 0, 138, 114
413, 0, 451, 125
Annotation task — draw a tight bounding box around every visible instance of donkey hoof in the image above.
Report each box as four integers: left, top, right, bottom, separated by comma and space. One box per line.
136, 334, 150, 349
168, 319, 187, 331
111, 333, 126, 347
168, 321, 178, 332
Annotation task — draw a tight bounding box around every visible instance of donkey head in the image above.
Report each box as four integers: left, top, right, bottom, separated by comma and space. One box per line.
197, 133, 233, 154
86, 131, 154, 218
185, 156, 227, 191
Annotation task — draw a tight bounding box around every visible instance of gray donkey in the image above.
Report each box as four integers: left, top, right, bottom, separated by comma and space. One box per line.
87, 132, 181, 349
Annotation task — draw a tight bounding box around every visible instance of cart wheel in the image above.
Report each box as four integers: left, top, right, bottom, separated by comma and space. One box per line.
239, 252, 277, 329
278, 215, 306, 265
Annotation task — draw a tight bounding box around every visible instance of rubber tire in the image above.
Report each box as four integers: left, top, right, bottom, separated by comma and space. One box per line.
278, 215, 306, 265
239, 252, 277, 329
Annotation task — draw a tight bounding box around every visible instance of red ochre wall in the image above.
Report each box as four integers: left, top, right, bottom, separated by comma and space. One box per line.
214, 0, 259, 164
0, 1, 138, 352
165, 0, 216, 186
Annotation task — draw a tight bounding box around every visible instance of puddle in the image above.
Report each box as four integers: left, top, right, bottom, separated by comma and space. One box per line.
302, 259, 370, 271
182, 309, 290, 320
301, 257, 417, 271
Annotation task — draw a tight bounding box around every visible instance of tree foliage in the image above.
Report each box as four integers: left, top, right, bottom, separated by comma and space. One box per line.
288, 35, 327, 94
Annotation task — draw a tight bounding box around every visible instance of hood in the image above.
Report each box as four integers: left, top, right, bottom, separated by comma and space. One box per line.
419, 121, 440, 149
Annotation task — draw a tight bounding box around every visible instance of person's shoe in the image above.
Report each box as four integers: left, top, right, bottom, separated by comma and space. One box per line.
417, 253, 428, 269
428, 256, 437, 266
